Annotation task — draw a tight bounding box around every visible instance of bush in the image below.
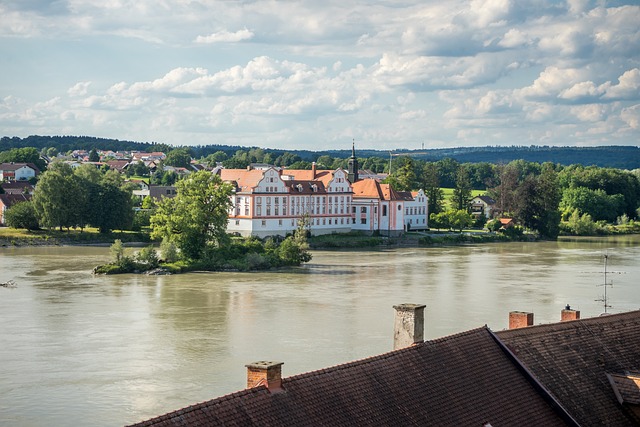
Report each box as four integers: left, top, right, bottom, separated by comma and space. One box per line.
5, 201, 40, 230
136, 245, 159, 267
160, 238, 179, 262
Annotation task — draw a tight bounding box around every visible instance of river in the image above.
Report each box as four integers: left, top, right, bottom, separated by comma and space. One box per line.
1, 236, 639, 426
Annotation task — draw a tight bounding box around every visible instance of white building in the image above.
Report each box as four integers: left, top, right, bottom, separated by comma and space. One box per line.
218, 146, 428, 238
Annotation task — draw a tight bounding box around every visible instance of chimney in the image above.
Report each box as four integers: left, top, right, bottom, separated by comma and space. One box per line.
393, 304, 426, 350
509, 311, 534, 329
561, 304, 580, 321
311, 162, 316, 179
245, 361, 283, 392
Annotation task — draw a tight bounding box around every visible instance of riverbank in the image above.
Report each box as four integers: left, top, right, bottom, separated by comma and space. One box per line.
0, 227, 150, 247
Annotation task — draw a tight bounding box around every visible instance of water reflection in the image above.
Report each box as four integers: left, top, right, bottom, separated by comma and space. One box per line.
0, 237, 639, 426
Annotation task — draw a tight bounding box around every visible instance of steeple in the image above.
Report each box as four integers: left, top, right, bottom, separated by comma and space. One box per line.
348, 139, 359, 183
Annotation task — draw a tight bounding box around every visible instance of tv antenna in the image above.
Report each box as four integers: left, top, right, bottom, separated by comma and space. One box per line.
595, 253, 614, 313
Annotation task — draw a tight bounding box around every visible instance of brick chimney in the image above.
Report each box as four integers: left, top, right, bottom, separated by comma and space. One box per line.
393, 304, 426, 350
561, 304, 580, 321
509, 311, 534, 329
246, 361, 283, 392
311, 162, 316, 179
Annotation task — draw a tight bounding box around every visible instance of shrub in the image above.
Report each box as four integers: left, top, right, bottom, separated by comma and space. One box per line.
5, 201, 40, 230
110, 239, 125, 264
136, 245, 159, 267
160, 238, 179, 263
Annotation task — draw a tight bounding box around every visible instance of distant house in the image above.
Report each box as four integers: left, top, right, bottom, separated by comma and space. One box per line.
470, 195, 497, 219
0, 193, 31, 225
149, 185, 177, 200
106, 160, 131, 173
129, 180, 150, 201
1, 181, 34, 195
0, 163, 40, 182
499, 218, 515, 228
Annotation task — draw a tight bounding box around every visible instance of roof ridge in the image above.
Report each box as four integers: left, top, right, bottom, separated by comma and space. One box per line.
497, 309, 640, 336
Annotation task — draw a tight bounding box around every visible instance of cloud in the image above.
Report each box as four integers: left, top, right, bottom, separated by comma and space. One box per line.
195, 28, 254, 44
68, 81, 92, 97
1, 1, 639, 149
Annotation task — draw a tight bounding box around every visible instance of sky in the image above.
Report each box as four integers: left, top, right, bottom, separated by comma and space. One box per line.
1, 0, 639, 151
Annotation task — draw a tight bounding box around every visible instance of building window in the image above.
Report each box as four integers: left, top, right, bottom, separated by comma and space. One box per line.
361, 207, 367, 213
398, 205, 402, 211
256, 207, 262, 216
257, 197, 262, 204
278, 220, 282, 226
261, 220, 266, 227
382, 205, 387, 216
352, 206, 356, 213
360, 218, 367, 224
235, 220, 240, 225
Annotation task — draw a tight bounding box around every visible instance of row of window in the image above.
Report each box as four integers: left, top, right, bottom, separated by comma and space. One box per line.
252, 196, 349, 205
405, 207, 426, 215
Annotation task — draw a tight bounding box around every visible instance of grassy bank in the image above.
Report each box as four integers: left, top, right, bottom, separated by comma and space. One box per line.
0, 227, 150, 247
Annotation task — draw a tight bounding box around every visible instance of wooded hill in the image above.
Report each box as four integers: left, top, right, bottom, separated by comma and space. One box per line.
2, 135, 638, 169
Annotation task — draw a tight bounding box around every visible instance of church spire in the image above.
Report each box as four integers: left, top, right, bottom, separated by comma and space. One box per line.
348, 138, 359, 183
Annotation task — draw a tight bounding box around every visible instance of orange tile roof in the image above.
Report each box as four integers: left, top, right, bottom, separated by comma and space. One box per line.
351, 179, 383, 199
220, 169, 268, 191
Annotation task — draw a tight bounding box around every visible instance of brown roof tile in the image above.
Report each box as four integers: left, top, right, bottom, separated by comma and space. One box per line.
497, 310, 640, 426
129, 327, 572, 427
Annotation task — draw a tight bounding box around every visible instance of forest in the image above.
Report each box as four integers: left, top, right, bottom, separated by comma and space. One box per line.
2, 135, 639, 169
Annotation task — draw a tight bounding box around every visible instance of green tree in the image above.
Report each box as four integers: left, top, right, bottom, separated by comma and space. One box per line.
203, 151, 228, 167
110, 239, 125, 264
32, 162, 79, 230
277, 215, 312, 265
512, 164, 561, 238
4, 201, 39, 230
436, 158, 459, 188
560, 186, 625, 223
448, 209, 474, 232
93, 182, 134, 233
88, 148, 100, 162
164, 148, 193, 168
150, 171, 234, 260
452, 165, 472, 211
566, 209, 597, 235
0, 147, 47, 171
391, 157, 417, 191
420, 162, 444, 215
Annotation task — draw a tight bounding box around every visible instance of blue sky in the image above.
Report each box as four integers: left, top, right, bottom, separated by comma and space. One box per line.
1, 0, 639, 151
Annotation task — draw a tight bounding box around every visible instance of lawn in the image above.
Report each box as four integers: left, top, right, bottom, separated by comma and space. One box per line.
441, 188, 486, 209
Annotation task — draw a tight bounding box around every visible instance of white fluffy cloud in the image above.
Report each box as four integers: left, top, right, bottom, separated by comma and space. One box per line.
0, 0, 639, 149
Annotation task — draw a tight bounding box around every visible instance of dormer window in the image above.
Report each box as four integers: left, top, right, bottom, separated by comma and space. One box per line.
311, 184, 318, 192
297, 184, 303, 192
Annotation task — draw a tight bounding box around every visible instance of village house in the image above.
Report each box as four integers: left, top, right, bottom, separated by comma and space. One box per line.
129, 306, 640, 426
0, 162, 40, 182
1, 181, 34, 195
470, 194, 497, 220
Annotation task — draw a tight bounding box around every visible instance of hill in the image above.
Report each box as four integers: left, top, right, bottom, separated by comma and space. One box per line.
1, 136, 638, 169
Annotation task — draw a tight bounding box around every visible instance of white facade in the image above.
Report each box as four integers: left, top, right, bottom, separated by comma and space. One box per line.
223, 168, 352, 238
221, 166, 428, 238
404, 190, 429, 231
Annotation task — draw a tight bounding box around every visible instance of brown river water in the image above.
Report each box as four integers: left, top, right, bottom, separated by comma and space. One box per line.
1, 236, 639, 426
